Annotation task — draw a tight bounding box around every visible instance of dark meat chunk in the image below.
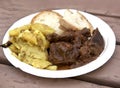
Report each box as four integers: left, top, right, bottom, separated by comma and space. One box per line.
47, 28, 104, 70
48, 42, 79, 65
47, 28, 91, 44
70, 29, 104, 69
46, 31, 74, 43
89, 28, 104, 47
73, 28, 91, 48
80, 28, 91, 37
85, 28, 104, 55
79, 28, 104, 62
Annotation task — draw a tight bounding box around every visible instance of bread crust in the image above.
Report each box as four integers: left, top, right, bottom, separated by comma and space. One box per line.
59, 18, 79, 31
31, 9, 93, 35
31, 10, 62, 24
59, 9, 93, 34
31, 10, 64, 34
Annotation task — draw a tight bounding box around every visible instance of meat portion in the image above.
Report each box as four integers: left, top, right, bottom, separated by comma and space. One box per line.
46, 31, 74, 43
70, 28, 104, 68
90, 28, 104, 47
48, 42, 79, 65
47, 28, 104, 70
47, 28, 91, 44
80, 28, 104, 61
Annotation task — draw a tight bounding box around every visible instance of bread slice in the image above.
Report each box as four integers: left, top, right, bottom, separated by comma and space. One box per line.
31, 9, 93, 35
31, 10, 63, 34
59, 9, 93, 34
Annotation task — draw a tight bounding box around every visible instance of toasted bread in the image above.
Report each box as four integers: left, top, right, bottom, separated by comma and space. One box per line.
59, 9, 93, 34
31, 10, 63, 34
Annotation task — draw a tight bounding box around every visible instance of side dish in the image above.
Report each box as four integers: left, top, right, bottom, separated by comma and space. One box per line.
9, 23, 57, 70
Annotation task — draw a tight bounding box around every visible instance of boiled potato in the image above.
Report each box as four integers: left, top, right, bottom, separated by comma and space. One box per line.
9, 23, 58, 70
36, 31, 49, 50
47, 65, 57, 70
9, 24, 30, 36
31, 23, 55, 36
31, 59, 52, 69
19, 30, 38, 45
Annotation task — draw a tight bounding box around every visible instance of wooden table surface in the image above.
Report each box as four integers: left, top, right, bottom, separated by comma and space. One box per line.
0, 0, 120, 88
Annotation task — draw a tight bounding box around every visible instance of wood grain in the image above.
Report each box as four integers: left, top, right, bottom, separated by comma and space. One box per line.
3, 0, 119, 17
0, 64, 112, 88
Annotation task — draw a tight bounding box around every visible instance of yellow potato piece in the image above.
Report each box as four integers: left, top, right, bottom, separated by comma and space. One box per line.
31, 59, 52, 69
9, 23, 58, 70
9, 24, 30, 36
31, 23, 55, 36
20, 45, 48, 60
19, 30, 37, 45
9, 44, 19, 54
47, 65, 57, 70
36, 31, 49, 50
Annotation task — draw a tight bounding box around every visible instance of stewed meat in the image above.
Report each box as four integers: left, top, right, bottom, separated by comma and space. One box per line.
47, 28, 104, 70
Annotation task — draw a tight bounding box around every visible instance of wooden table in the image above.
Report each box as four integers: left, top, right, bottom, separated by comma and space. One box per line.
0, 0, 120, 88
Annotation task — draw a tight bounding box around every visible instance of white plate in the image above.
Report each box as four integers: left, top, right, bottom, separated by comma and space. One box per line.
2, 9, 116, 78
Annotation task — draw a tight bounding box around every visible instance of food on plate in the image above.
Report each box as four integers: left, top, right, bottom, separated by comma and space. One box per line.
5, 9, 104, 70
9, 23, 57, 70
31, 23, 55, 36
47, 28, 104, 70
